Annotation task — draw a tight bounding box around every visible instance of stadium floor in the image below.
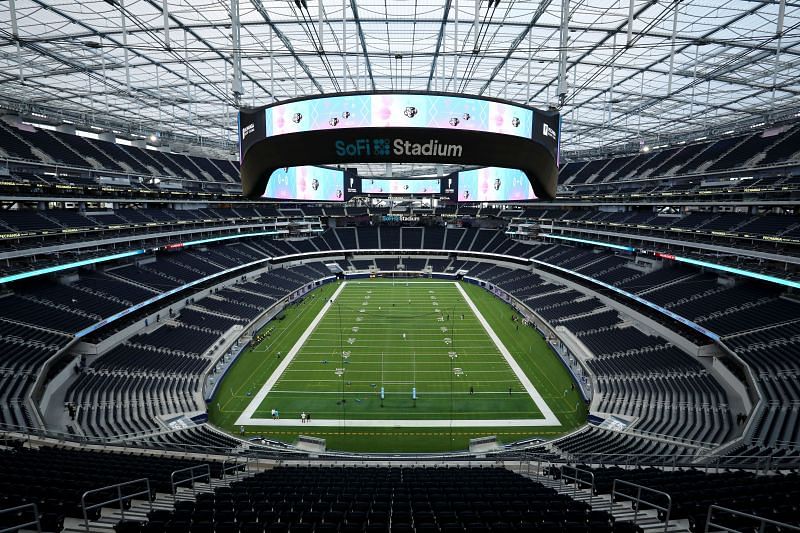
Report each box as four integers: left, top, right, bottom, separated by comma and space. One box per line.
210, 279, 586, 452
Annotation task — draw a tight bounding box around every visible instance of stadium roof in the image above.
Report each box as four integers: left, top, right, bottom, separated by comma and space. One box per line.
1, 0, 799, 163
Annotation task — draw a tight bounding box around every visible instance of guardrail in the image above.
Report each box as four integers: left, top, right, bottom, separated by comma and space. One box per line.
0, 503, 41, 533
80, 479, 152, 533
612, 479, 672, 533
704, 505, 800, 533
560, 465, 595, 506
171, 465, 211, 502
222, 457, 251, 480
5, 423, 800, 471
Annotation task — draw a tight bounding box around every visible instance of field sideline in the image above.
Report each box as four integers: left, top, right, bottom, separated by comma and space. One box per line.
208, 278, 587, 452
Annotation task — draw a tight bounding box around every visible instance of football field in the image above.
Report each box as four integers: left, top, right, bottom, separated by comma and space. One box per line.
210, 278, 586, 452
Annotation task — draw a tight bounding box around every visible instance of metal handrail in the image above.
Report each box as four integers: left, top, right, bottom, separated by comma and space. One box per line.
560, 465, 595, 506
704, 505, 800, 533
612, 479, 672, 533
222, 457, 251, 480
80, 478, 152, 533
0, 503, 41, 533
170, 464, 210, 502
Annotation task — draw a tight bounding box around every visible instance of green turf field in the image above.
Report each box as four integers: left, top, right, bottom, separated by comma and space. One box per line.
209, 278, 586, 452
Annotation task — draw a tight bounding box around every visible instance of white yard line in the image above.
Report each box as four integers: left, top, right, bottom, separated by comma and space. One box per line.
235, 281, 349, 426
454, 282, 561, 426
241, 418, 559, 427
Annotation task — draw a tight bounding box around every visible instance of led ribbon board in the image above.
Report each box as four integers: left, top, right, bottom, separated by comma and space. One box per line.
359, 178, 442, 195
262, 166, 347, 201
456, 167, 538, 202
239, 91, 560, 200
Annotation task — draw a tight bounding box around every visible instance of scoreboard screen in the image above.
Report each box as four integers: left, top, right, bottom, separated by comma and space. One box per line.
456, 167, 537, 202
262, 166, 345, 201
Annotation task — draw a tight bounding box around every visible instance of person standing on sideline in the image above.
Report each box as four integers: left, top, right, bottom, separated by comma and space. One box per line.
301, 411, 307, 424
240, 425, 245, 436
508, 387, 512, 396
469, 386, 474, 395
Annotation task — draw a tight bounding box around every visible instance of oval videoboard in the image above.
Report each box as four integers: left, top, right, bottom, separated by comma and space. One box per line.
239, 91, 561, 200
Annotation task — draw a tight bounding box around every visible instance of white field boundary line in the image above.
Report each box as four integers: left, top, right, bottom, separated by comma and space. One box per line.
237, 281, 561, 428
235, 281, 349, 426
454, 282, 561, 427
346, 280, 456, 284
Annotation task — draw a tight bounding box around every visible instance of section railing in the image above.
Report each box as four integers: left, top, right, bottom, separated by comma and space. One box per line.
80, 479, 152, 533
0, 503, 41, 533
222, 456, 252, 480
611, 479, 672, 533
704, 505, 800, 533
170, 465, 211, 502
560, 465, 595, 506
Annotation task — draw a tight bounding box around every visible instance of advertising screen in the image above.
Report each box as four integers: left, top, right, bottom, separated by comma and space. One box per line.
262, 166, 345, 201
239, 92, 560, 201
264, 93, 533, 139
456, 167, 537, 202
361, 178, 441, 195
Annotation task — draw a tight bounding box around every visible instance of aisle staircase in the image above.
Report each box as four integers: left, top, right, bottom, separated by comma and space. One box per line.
507, 463, 691, 533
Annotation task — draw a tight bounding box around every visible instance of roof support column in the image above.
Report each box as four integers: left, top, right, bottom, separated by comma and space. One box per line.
119, 0, 130, 91
99, 40, 109, 115
637, 71, 644, 135
452, 0, 459, 92
269, 25, 275, 101
156, 65, 162, 130
230, 0, 244, 105
442, 38, 446, 93
224, 58, 230, 143
9, 0, 23, 83
771, 0, 786, 107
504, 61, 508, 99
626, 0, 635, 45
606, 33, 616, 127
473, 0, 480, 53
557, 0, 569, 106
162, 0, 170, 49
526, 27, 531, 103
342, 0, 347, 91
689, 44, 699, 119
667, 0, 679, 95
184, 31, 192, 126
319, 0, 324, 51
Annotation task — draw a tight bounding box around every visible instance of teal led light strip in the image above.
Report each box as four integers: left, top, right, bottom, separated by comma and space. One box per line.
532, 258, 720, 341
542, 233, 799, 290
0, 229, 286, 285
540, 233, 635, 252
0, 249, 146, 284
674, 256, 800, 290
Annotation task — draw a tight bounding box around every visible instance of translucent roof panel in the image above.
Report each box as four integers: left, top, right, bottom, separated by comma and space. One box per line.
0, 0, 797, 165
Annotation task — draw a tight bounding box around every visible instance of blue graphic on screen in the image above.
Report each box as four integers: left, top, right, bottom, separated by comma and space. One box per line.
265, 94, 533, 139
457, 167, 537, 202
263, 166, 344, 201
362, 178, 441, 195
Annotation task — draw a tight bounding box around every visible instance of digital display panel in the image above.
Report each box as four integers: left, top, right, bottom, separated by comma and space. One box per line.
456, 167, 537, 202
361, 178, 442, 195
264, 93, 533, 139
239, 92, 561, 201
263, 166, 345, 201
